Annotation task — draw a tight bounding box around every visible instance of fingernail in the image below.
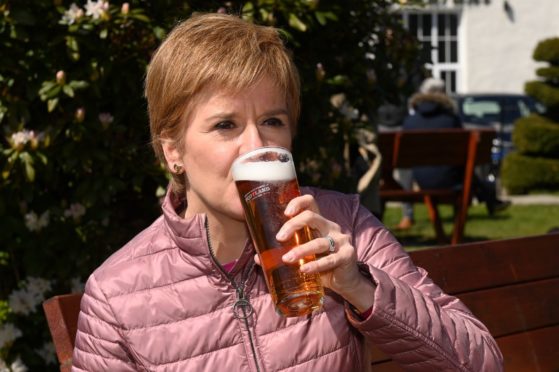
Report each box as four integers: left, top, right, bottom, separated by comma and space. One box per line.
283, 252, 294, 262
300, 264, 309, 273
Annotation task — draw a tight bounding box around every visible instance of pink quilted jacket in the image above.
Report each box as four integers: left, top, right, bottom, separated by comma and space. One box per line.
72, 187, 503, 371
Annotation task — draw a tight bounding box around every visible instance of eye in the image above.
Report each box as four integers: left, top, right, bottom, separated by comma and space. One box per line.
214, 121, 236, 130
262, 117, 285, 127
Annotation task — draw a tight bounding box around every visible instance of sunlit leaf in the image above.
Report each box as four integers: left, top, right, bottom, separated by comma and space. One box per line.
242, 2, 254, 21
63, 85, 74, 97
69, 80, 89, 89
289, 13, 307, 32
47, 98, 59, 112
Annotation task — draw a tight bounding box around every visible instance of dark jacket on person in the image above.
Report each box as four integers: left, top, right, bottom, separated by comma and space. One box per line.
402, 93, 462, 189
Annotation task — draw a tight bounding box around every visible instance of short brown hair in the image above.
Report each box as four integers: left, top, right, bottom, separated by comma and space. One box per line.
145, 13, 301, 193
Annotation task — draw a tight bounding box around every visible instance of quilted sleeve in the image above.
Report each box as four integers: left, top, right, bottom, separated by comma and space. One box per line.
347, 205, 503, 372
72, 274, 138, 371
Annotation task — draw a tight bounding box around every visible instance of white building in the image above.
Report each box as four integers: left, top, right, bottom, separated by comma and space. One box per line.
398, 0, 559, 94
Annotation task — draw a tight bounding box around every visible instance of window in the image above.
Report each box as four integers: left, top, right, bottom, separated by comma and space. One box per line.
403, 11, 461, 93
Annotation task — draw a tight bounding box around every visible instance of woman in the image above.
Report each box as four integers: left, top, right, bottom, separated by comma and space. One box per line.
72, 14, 503, 371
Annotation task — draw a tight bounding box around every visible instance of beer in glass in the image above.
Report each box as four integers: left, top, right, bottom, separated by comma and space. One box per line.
232, 147, 324, 317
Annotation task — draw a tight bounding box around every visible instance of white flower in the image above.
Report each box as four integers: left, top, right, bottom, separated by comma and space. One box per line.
62, 4, 84, 25
9, 130, 36, 149
85, 0, 109, 20
9, 357, 28, 372
35, 342, 56, 365
0, 323, 23, 349
26, 277, 52, 300
24, 211, 50, 232
64, 203, 86, 220
70, 277, 85, 293
8, 290, 36, 315
8, 277, 51, 315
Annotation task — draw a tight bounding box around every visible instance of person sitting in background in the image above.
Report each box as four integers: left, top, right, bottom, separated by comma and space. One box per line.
72, 14, 503, 371
402, 77, 511, 218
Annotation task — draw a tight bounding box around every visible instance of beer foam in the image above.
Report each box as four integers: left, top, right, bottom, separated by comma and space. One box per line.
232, 160, 295, 181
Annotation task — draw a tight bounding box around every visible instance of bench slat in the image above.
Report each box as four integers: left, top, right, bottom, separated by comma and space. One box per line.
409, 233, 559, 294
498, 325, 559, 372
43, 293, 83, 370
371, 325, 559, 371
460, 278, 559, 337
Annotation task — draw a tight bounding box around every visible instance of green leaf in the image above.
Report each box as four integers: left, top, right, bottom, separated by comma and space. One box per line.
36, 152, 48, 165
47, 98, 59, 112
63, 85, 75, 97
100, 29, 108, 39
20, 152, 35, 182
242, 2, 254, 21
130, 13, 150, 23
68, 80, 89, 89
153, 27, 166, 40
315, 11, 337, 25
289, 13, 307, 32
24, 161, 35, 181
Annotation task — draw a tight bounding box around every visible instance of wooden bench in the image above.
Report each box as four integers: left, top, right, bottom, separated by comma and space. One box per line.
44, 234, 559, 371
43, 293, 83, 372
378, 128, 496, 244
371, 232, 559, 371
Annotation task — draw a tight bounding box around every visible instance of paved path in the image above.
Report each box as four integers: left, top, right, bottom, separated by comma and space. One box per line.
504, 194, 559, 205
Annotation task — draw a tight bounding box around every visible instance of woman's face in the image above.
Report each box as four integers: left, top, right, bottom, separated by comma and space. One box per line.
166, 77, 293, 221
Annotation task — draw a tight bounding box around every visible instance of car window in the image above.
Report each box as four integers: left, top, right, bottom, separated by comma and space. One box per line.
461, 98, 501, 125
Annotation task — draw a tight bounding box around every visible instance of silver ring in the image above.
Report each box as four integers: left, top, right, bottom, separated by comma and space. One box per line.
325, 235, 336, 253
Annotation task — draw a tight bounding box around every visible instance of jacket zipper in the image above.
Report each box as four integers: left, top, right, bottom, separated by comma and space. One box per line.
205, 218, 262, 372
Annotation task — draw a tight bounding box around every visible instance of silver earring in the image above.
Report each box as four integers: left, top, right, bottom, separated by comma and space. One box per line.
173, 164, 183, 174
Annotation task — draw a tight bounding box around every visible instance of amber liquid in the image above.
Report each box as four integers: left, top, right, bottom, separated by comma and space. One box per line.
236, 179, 324, 316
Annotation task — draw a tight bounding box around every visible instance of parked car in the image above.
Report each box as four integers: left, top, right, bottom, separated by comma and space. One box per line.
452, 93, 545, 181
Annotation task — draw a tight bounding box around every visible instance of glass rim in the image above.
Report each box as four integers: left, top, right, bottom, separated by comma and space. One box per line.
232, 146, 292, 166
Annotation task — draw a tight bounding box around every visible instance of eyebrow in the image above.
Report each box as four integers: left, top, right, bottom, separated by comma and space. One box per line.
205, 108, 289, 121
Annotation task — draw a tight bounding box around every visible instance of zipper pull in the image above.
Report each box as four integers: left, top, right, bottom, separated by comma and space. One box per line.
233, 286, 254, 320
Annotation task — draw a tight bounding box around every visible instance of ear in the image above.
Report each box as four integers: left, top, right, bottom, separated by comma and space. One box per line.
160, 138, 183, 171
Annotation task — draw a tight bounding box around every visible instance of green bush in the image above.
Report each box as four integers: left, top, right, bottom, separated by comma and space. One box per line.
533, 37, 559, 63
502, 36, 559, 194
525, 81, 559, 109
536, 66, 559, 80
513, 115, 559, 156
0, 1, 419, 369
502, 152, 559, 194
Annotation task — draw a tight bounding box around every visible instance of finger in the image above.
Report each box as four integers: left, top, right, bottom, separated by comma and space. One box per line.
300, 246, 352, 274
254, 254, 261, 266
276, 210, 331, 241
282, 237, 329, 263
284, 194, 320, 217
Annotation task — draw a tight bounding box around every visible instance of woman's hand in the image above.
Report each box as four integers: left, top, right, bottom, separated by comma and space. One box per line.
272, 194, 376, 313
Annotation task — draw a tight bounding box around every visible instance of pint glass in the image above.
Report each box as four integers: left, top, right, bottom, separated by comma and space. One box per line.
232, 147, 324, 317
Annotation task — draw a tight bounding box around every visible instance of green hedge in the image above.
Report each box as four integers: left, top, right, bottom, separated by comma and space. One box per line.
533, 37, 559, 63
536, 66, 559, 79
502, 152, 559, 194
513, 115, 559, 156
525, 81, 559, 108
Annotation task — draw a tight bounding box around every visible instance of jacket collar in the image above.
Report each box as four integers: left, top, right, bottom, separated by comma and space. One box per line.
161, 186, 256, 277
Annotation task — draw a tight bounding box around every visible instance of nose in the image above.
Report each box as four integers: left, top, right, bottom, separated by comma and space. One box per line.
239, 123, 265, 153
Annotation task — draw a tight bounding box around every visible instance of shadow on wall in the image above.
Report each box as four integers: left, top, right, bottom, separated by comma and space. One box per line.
503, 0, 515, 22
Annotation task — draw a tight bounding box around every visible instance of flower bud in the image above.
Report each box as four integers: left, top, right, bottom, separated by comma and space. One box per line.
75, 107, 85, 123
56, 70, 65, 85
315, 63, 325, 81
121, 3, 129, 15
